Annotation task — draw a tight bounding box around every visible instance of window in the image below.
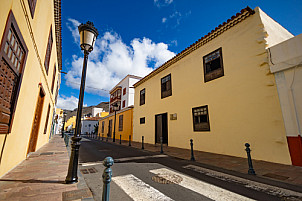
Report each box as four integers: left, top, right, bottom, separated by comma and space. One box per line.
192, 105, 210, 131
203, 48, 224, 82
51, 63, 56, 93
140, 117, 145, 124
43, 104, 51, 134
122, 100, 125, 108
102, 121, 104, 133
161, 74, 172, 99
123, 88, 126, 95
28, 0, 37, 18
118, 115, 123, 131
55, 80, 59, 103
44, 26, 53, 75
140, 88, 145, 106
0, 11, 28, 134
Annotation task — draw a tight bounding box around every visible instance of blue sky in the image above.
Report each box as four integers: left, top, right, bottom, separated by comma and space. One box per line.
57, 0, 302, 110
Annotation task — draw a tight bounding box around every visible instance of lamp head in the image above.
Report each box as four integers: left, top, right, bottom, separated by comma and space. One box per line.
78, 21, 99, 52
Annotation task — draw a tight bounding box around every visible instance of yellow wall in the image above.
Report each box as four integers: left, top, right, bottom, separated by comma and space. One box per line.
133, 9, 292, 165
64, 116, 76, 131
100, 112, 109, 117
98, 107, 133, 141
0, 0, 60, 177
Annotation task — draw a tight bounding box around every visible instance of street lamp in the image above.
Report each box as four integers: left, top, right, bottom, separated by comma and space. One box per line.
61, 111, 67, 138
112, 102, 118, 142
65, 21, 98, 184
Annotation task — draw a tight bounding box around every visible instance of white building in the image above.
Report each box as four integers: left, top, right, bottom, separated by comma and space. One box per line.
109, 75, 141, 113
269, 33, 302, 166
81, 119, 99, 134
92, 107, 105, 117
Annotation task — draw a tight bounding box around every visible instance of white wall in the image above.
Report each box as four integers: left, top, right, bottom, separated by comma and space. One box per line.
269, 34, 302, 137
81, 120, 98, 134
92, 107, 105, 117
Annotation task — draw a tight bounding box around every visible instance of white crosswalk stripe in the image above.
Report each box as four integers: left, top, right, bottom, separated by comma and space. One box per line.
183, 164, 302, 199
112, 174, 174, 201
150, 168, 254, 201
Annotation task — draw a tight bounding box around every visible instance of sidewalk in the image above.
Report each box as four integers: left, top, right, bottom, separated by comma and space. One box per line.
0, 134, 93, 201
97, 136, 302, 187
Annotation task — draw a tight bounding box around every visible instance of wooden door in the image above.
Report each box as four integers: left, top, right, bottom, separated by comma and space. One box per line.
155, 114, 162, 143
27, 88, 45, 154
155, 113, 168, 144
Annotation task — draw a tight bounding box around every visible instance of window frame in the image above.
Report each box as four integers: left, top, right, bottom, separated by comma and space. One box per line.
27, 0, 37, 18
140, 117, 145, 124
140, 88, 145, 106
203, 47, 224, 82
0, 11, 28, 134
118, 115, 123, 131
44, 26, 53, 75
51, 63, 56, 93
192, 105, 210, 132
101, 121, 104, 133
161, 74, 172, 99
43, 104, 51, 134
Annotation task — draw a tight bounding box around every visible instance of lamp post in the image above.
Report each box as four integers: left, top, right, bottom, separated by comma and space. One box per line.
61, 111, 67, 138
65, 21, 98, 184
112, 102, 118, 142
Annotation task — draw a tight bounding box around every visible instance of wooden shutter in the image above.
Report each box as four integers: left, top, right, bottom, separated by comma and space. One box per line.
43, 104, 51, 134
44, 26, 53, 74
0, 59, 18, 133
51, 64, 56, 93
0, 12, 28, 134
28, 0, 37, 18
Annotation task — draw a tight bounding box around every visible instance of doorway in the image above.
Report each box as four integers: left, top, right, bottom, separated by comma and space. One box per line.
27, 87, 45, 155
108, 119, 112, 137
155, 113, 168, 144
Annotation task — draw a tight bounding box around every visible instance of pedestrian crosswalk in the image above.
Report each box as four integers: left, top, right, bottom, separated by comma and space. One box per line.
112, 168, 254, 201
112, 174, 174, 201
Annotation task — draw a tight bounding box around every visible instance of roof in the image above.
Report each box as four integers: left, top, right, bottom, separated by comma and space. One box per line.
84, 117, 102, 121
54, 0, 62, 70
109, 74, 142, 93
133, 6, 255, 88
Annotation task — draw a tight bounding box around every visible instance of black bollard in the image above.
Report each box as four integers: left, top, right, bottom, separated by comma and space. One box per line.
142, 136, 144, 150
129, 135, 131, 146
102, 134, 104, 141
106, 135, 108, 142
160, 137, 164, 154
120, 135, 122, 144
190, 139, 195, 161
102, 157, 114, 201
245, 143, 256, 175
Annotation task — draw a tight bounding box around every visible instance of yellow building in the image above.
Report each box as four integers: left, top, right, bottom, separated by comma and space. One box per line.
64, 116, 76, 132
98, 106, 133, 141
0, 0, 62, 177
133, 7, 294, 165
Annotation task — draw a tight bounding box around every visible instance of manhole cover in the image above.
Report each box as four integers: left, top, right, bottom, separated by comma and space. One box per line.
152, 173, 183, 184
80, 167, 98, 174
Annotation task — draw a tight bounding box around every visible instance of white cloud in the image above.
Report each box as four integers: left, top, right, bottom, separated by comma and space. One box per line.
66, 18, 81, 44
162, 17, 167, 23
56, 95, 87, 111
65, 19, 176, 96
154, 0, 173, 7
170, 40, 178, 46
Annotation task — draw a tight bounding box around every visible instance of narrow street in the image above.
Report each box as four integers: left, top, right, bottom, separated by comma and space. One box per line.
78, 137, 302, 201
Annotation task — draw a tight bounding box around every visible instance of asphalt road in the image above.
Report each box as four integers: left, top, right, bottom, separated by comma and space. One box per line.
78, 137, 302, 201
